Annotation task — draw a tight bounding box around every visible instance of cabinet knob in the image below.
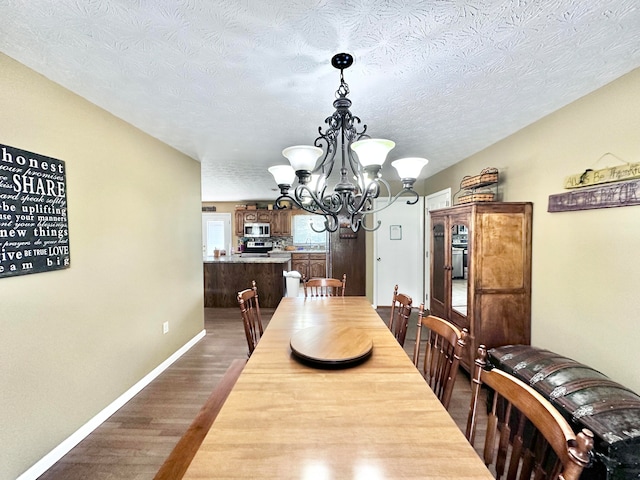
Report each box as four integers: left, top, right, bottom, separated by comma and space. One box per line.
376, 257, 381, 261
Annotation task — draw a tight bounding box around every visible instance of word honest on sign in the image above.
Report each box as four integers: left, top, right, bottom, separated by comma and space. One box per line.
0, 144, 70, 278
548, 178, 640, 212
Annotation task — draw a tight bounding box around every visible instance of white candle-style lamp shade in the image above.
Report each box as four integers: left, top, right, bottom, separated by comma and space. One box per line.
282, 145, 323, 172
391, 157, 429, 180
350, 138, 396, 167
268, 165, 296, 186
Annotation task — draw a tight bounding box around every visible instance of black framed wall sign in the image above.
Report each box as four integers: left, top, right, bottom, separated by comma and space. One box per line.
0, 144, 70, 278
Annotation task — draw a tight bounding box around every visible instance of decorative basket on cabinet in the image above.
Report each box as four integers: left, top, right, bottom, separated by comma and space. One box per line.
455, 168, 499, 205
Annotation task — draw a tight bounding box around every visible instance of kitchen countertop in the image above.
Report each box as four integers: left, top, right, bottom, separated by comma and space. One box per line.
276, 249, 327, 254
204, 255, 290, 264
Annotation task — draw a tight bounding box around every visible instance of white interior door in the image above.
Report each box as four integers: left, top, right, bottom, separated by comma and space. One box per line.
373, 197, 424, 308
424, 189, 451, 309
202, 213, 231, 257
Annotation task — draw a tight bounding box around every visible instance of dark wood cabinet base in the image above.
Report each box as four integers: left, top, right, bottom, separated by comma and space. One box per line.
203, 262, 286, 308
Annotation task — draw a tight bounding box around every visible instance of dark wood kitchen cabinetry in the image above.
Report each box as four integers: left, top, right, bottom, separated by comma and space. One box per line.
241, 210, 270, 223
291, 253, 326, 280
309, 254, 326, 278
234, 209, 291, 237
234, 210, 245, 237
271, 209, 291, 236
257, 211, 271, 223
204, 259, 288, 308
430, 202, 532, 371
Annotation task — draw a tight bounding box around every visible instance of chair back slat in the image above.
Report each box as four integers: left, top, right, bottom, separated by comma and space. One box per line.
303, 274, 346, 297
389, 284, 412, 346
237, 280, 263, 357
412, 305, 467, 410
466, 345, 594, 480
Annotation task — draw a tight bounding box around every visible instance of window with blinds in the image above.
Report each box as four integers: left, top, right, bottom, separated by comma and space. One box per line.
292, 215, 327, 245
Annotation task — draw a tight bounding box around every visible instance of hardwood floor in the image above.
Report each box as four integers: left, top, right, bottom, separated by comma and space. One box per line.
38, 306, 484, 480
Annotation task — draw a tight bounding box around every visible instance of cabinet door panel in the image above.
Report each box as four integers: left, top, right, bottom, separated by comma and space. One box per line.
476, 213, 526, 289
279, 210, 291, 236
272, 210, 291, 236
271, 211, 281, 235
243, 212, 258, 223
430, 220, 447, 314
477, 294, 530, 347
309, 258, 326, 278
291, 261, 308, 279
235, 211, 244, 237
257, 211, 271, 223
291, 254, 308, 279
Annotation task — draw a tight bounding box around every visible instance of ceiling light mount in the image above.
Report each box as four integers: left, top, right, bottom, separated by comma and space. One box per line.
269, 53, 428, 232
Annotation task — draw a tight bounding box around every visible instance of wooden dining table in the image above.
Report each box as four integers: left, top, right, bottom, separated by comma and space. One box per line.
184, 296, 492, 479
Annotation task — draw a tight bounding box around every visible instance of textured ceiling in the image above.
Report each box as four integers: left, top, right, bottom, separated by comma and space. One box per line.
1, 0, 639, 201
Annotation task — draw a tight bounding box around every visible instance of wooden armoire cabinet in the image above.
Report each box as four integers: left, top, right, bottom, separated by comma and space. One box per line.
430, 202, 532, 370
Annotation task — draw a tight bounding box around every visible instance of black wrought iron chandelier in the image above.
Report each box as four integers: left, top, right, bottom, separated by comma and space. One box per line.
269, 53, 428, 233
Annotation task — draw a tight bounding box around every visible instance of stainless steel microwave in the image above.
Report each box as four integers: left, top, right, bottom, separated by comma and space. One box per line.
244, 222, 270, 237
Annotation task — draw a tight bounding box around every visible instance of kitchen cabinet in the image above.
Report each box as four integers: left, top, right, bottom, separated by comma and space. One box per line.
203, 257, 289, 308
234, 209, 292, 237
243, 211, 259, 223
239, 210, 270, 224
234, 210, 245, 237
291, 253, 327, 280
309, 254, 327, 278
235, 210, 259, 237
291, 254, 308, 279
271, 209, 291, 236
257, 211, 271, 223
430, 202, 532, 371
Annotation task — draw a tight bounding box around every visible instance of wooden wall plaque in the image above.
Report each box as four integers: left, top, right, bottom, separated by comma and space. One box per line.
0, 144, 70, 278
548, 178, 640, 212
563, 162, 640, 189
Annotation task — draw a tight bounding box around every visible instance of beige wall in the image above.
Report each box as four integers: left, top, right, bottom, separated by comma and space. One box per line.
0, 53, 204, 479
422, 67, 640, 393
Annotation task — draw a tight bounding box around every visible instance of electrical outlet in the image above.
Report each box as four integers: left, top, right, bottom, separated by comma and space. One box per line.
163, 321, 169, 334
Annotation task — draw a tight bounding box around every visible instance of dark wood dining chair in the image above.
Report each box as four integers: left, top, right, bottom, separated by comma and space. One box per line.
466, 345, 594, 480
388, 284, 412, 346
412, 304, 467, 410
237, 280, 263, 357
303, 274, 346, 297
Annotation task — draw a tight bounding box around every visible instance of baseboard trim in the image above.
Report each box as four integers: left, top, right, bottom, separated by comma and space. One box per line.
17, 329, 207, 480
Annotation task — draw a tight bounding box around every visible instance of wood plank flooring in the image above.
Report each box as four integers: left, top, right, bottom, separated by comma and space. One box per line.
38, 306, 485, 480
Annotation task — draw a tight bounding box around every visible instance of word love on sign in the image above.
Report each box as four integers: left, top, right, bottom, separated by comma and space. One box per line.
0, 144, 70, 278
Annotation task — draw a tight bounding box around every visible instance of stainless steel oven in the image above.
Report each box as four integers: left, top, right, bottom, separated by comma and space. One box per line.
244, 222, 270, 238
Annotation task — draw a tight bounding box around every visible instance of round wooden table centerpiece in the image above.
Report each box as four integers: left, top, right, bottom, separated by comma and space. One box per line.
289, 325, 373, 366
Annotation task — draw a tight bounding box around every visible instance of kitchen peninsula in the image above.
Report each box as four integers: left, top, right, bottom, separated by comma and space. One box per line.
203, 254, 291, 308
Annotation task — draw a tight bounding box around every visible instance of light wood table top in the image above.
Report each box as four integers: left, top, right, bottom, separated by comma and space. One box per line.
184, 297, 491, 479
